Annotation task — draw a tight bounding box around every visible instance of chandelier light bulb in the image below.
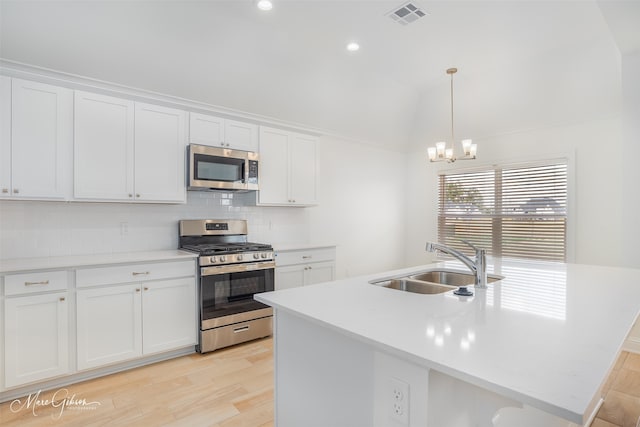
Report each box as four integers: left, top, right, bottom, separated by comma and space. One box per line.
428, 147, 437, 161
462, 139, 473, 155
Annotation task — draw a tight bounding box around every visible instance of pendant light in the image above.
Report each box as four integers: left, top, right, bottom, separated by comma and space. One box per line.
428, 68, 477, 163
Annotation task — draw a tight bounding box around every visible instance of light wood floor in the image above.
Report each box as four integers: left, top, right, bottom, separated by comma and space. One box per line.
1, 339, 639, 426
593, 351, 640, 427
0, 338, 274, 426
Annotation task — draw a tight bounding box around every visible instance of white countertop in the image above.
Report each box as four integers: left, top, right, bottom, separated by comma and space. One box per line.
272, 243, 336, 252
0, 250, 197, 274
256, 258, 640, 424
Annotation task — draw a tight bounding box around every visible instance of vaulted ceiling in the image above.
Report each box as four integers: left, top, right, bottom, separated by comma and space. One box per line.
1, 0, 638, 150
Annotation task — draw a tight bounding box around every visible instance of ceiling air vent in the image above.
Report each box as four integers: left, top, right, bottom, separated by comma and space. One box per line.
386, 2, 427, 26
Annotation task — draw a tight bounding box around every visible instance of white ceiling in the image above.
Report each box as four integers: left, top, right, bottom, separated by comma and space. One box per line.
0, 0, 637, 150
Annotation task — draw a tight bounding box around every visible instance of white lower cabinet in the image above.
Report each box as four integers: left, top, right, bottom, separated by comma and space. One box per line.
76, 261, 197, 371
275, 246, 336, 290
77, 284, 142, 370
4, 291, 70, 387
142, 278, 197, 354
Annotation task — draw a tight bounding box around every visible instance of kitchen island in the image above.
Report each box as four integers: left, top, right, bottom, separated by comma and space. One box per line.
255, 258, 640, 427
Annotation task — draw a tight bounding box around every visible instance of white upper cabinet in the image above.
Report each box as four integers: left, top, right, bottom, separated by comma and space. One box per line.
290, 133, 318, 205
134, 103, 186, 202
224, 119, 258, 152
258, 126, 318, 206
74, 91, 186, 203
0, 76, 11, 196
0, 77, 72, 200
189, 112, 258, 152
74, 90, 135, 201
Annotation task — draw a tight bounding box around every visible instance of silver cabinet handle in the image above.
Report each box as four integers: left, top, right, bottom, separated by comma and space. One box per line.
233, 325, 250, 333
13, 189, 19, 194
128, 194, 133, 198
132, 271, 150, 276
136, 194, 140, 198
143, 286, 149, 291
1, 188, 8, 193
25, 280, 49, 286
302, 256, 312, 259
136, 288, 141, 292
59, 297, 66, 302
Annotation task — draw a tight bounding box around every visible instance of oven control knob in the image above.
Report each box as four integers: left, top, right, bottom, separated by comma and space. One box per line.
219, 256, 226, 262
253, 253, 260, 260
210, 256, 216, 263
261, 253, 267, 259
237, 254, 243, 261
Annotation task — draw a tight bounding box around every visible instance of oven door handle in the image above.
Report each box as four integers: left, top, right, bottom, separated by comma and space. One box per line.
201, 261, 275, 276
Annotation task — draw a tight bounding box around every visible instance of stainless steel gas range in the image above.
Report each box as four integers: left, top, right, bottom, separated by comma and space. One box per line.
179, 219, 274, 353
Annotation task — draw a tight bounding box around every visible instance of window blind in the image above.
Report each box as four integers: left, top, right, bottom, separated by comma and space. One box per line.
438, 162, 567, 262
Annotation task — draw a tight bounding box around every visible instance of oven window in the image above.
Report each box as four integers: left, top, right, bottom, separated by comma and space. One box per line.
195, 154, 244, 183
201, 268, 274, 320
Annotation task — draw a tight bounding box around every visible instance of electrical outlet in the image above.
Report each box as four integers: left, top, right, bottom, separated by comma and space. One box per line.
390, 377, 409, 425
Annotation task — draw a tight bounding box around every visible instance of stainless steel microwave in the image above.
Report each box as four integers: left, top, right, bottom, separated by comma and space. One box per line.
188, 144, 259, 191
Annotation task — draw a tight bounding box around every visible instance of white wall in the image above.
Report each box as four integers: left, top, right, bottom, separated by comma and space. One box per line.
309, 135, 407, 278
0, 135, 407, 278
404, 37, 626, 268
621, 49, 640, 268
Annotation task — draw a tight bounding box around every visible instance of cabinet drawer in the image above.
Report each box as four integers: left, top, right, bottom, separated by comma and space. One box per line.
76, 260, 195, 288
4, 270, 68, 296
275, 247, 336, 267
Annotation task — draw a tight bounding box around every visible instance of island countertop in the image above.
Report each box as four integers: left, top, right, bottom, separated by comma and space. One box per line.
256, 258, 640, 424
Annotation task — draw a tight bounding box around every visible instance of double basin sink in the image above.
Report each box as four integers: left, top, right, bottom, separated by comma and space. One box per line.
370, 269, 504, 294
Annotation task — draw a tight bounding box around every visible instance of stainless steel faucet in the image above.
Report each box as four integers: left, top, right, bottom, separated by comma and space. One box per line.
426, 240, 488, 289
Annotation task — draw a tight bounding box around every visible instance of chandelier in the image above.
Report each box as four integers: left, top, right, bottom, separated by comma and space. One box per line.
428, 68, 477, 163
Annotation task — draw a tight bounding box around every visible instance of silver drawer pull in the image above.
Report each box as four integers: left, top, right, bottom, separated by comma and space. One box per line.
25, 280, 49, 286
59, 297, 65, 302
302, 256, 312, 259
233, 326, 250, 333
132, 271, 150, 276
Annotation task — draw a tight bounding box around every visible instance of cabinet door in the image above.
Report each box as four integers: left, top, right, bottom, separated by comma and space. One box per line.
189, 112, 225, 147
142, 278, 197, 355
10, 79, 72, 199
134, 103, 187, 203
305, 261, 335, 286
258, 126, 290, 205
74, 91, 134, 200
275, 265, 306, 290
77, 284, 142, 370
290, 133, 317, 205
0, 76, 10, 196
4, 292, 69, 387
225, 119, 258, 152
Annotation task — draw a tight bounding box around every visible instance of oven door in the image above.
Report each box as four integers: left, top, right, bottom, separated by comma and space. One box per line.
200, 261, 274, 330
189, 144, 257, 191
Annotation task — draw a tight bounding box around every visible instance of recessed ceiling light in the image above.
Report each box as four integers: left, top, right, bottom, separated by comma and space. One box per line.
346, 42, 360, 52
257, 0, 273, 11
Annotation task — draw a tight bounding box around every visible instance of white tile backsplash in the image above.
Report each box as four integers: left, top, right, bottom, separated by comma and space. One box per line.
0, 192, 309, 260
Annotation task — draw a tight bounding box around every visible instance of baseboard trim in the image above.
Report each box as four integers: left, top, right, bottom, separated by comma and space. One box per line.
623, 338, 640, 354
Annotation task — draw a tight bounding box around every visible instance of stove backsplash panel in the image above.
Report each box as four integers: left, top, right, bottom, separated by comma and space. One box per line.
0, 192, 309, 259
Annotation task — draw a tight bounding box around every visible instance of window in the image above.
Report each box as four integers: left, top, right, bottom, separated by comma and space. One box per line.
438, 161, 567, 262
